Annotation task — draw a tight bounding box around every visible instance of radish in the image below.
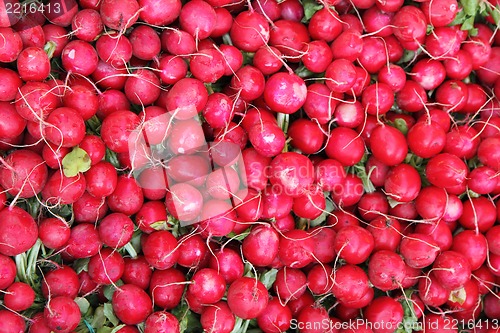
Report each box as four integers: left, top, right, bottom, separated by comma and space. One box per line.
44, 107, 86, 147
332, 264, 370, 306
384, 164, 421, 202
44, 296, 81, 333
364, 296, 403, 333
122, 256, 152, 290
188, 268, 226, 304
71, 9, 103, 42
0, 253, 16, 289
368, 250, 406, 291
138, 0, 181, 26
208, 247, 244, 284
0, 206, 38, 256
179, 0, 216, 40
230, 11, 270, 52
432, 251, 471, 290
149, 268, 185, 309
369, 125, 407, 166
61, 40, 99, 76
0, 149, 48, 198
0, 311, 25, 333
88, 248, 125, 285
4, 282, 35, 311
112, 284, 153, 325
242, 224, 280, 266
96, 33, 133, 66
15, 81, 59, 122
41, 265, 80, 299
41, 171, 86, 205
227, 277, 269, 319
100, 0, 139, 30
144, 311, 180, 333
142, 230, 179, 270
334, 225, 375, 265
325, 127, 365, 166
269, 19, 310, 60
0, 27, 22, 62
65, 223, 102, 259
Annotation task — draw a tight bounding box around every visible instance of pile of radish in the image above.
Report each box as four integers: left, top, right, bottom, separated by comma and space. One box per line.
1, 0, 500, 332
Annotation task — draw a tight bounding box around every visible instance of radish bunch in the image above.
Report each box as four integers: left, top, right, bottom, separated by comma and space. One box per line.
1, 0, 500, 332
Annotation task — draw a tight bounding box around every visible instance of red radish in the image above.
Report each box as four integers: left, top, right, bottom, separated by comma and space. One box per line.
269, 152, 314, 197
208, 247, 244, 284
65, 223, 102, 259
0, 149, 48, 198
334, 225, 375, 265
269, 19, 310, 60
230, 11, 270, 52
325, 59, 357, 93
292, 186, 326, 219
38, 218, 70, 250
248, 121, 286, 158
63, 85, 99, 121
44, 296, 81, 333
384, 164, 421, 202
410, 58, 446, 91
368, 250, 406, 291
296, 305, 331, 333
16, 47, 50, 82
332, 264, 370, 306
459, 196, 497, 233
330, 30, 363, 62
15, 81, 59, 122
100, 0, 139, 30
0, 253, 16, 289
303, 83, 341, 125
179, 0, 216, 40
325, 127, 365, 166
188, 268, 226, 304
124, 69, 161, 105
0, 311, 24, 332
302, 40, 333, 73
369, 125, 408, 166
449, 237, 484, 279
61, 40, 99, 76
364, 296, 404, 333
98, 213, 134, 249
367, 217, 402, 252
96, 33, 133, 66
331, 173, 364, 207
161, 29, 196, 56
400, 233, 440, 269
142, 230, 179, 270
144, 311, 180, 333
256, 298, 292, 333
378, 64, 407, 92
138, 0, 181, 26
392, 6, 427, 50
71, 9, 103, 42
308, 7, 342, 42
478, 137, 500, 171
415, 220, 453, 252
307, 264, 334, 295
112, 284, 153, 325
101, 110, 141, 153
122, 256, 152, 290
273, 267, 307, 302
309, 228, 335, 263
242, 225, 280, 266
149, 268, 185, 309
43, 24, 70, 57
0, 27, 22, 63
0, 68, 22, 102
396, 80, 427, 112
0, 206, 38, 256
41, 265, 80, 299
432, 251, 471, 290
88, 248, 125, 285
42, 171, 86, 205
73, 191, 108, 223
419, 273, 450, 306
407, 121, 446, 158
362, 82, 394, 115
279, 229, 315, 268
227, 277, 269, 319
263, 73, 307, 114
44, 107, 86, 147
4, 282, 35, 311
358, 191, 389, 221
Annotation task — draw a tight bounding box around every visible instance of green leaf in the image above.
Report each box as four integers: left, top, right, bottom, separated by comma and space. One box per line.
231, 317, 252, 333
150, 220, 169, 230
301, 0, 324, 23
226, 229, 251, 242
310, 196, 334, 227
75, 297, 91, 315
91, 307, 106, 330
73, 258, 90, 274
172, 300, 202, 333
44, 41, 57, 59
62, 147, 92, 177
103, 303, 119, 326
461, 0, 478, 17
259, 269, 278, 290
448, 287, 466, 305
110, 325, 126, 333
397, 290, 421, 333
461, 16, 476, 31
105, 148, 120, 168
